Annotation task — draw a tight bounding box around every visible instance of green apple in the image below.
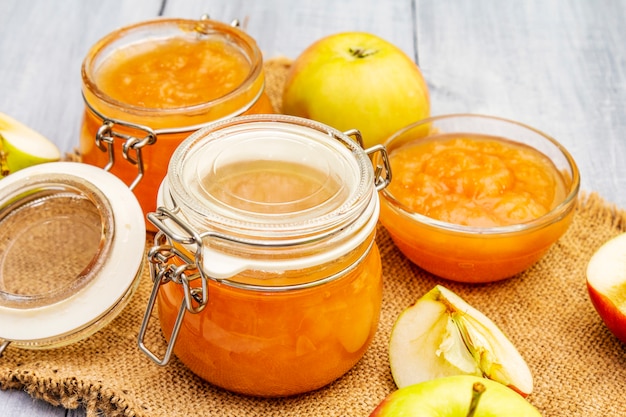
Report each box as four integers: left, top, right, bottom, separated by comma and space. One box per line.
282, 32, 430, 149
586, 232, 626, 345
0, 112, 61, 177
389, 285, 533, 396
369, 375, 542, 417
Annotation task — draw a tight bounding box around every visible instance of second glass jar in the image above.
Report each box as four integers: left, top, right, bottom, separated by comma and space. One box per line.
79, 17, 274, 230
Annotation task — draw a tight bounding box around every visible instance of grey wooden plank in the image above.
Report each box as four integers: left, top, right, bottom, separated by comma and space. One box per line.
416, 0, 626, 207
0, 0, 164, 155
161, 0, 417, 60
0, 389, 66, 417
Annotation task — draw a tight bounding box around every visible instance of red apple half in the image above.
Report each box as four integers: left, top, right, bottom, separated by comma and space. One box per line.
586, 232, 626, 345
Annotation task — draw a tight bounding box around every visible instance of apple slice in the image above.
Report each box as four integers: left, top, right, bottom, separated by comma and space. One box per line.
0, 112, 61, 177
369, 375, 542, 417
389, 285, 533, 396
586, 232, 626, 345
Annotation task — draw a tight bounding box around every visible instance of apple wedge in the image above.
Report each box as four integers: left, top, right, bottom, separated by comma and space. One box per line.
586, 232, 626, 345
389, 285, 533, 396
369, 375, 542, 417
0, 112, 61, 177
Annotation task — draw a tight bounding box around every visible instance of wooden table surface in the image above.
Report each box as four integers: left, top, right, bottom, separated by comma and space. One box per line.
1, 0, 625, 415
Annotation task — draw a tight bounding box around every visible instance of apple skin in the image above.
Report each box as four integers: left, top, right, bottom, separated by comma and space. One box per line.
0, 112, 61, 175
586, 233, 626, 345
587, 284, 626, 345
370, 375, 542, 417
282, 32, 430, 149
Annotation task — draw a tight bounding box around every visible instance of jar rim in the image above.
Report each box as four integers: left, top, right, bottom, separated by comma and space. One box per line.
81, 17, 265, 117
0, 175, 114, 309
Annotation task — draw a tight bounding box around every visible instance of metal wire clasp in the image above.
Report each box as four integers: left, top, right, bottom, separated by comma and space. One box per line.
0, 340, 9, 357
83, 94, 157, 190
197, 14, 243, 31
95, 119, 156, 191
344, 129, 392, 191
137, 207, 208, 365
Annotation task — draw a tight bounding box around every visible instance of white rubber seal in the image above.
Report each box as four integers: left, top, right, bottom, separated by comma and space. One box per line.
0, 162, 145, 343
157, 178, 379, 280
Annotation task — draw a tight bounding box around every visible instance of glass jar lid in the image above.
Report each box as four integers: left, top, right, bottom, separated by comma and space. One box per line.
166, 114, 375, 239
0, 162, 145, 351
152, 114, 386, 280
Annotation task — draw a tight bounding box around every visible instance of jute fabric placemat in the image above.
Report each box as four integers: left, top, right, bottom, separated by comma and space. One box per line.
1, 58, 626, 416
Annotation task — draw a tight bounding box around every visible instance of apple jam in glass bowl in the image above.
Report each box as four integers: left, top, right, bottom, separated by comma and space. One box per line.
377, 114, 580, 283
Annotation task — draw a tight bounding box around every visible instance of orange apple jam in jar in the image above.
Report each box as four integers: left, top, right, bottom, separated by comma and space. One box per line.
378, 114, 579, 282
138, 115, 392, 396
79, 17, 274, 230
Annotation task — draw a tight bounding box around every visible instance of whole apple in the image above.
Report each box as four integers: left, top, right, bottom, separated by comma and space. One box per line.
282, 32, 430, 149
370, 375, 542, 417
586, 232, 626, 345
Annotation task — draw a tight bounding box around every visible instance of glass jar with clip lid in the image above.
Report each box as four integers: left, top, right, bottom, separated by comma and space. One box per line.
138, 114, 392, 397
79, 15, 274, 231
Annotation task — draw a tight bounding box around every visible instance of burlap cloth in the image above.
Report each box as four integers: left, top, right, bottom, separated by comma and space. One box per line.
2, 58, 626, 417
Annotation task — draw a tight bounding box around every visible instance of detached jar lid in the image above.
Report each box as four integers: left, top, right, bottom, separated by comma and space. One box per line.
0, 162, 145, 352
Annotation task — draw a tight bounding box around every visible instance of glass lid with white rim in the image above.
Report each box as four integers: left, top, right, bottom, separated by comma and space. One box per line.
0, 162, 145, 354
165, 115, 375, 239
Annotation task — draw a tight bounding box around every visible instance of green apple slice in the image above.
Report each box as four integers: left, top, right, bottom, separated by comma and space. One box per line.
0, 112, 61, 177
389, 285, 533, 396
369, 375, 542, 417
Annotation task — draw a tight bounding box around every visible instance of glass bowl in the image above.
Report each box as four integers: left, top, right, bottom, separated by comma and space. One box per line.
378, 114, 580, 283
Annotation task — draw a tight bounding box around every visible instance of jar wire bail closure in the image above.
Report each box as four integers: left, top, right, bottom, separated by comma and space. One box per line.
85, 96, 157, 191
344, 128, 392, 191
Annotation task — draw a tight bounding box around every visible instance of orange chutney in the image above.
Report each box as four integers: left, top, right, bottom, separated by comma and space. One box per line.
380, 133, 575, 282
79, 19, 274, 230
95, 36, 251, 109
146, 118, 386, 397
387, 134, 567, 226
157, 240, 382, 397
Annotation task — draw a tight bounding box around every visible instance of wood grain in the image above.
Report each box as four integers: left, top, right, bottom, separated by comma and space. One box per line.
0, 0, 625, 415
418, 0, 626, 209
